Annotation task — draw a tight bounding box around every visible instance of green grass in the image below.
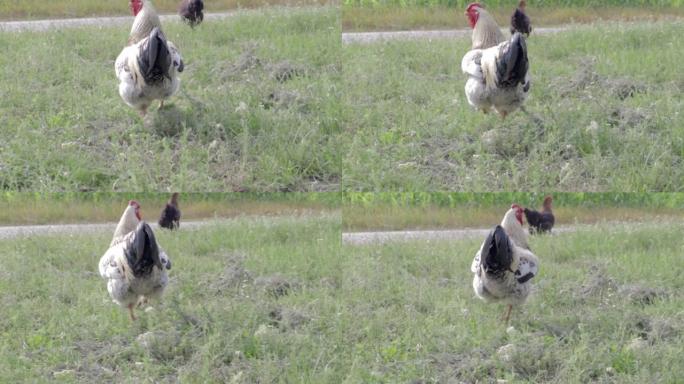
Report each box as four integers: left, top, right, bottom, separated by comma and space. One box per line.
0, 214, 342, 382
0, 7, 341, 192
3, 214, 683, 382
341, 20, 684, 191
344, 191, 684, 208
0, 192, 340, 225
0, 0, 332, 20
343, 204, 684, 230
342, 5, 684, 31
342, 192, 684, 230
343, 0, 683, 6
336, 223, 684, 382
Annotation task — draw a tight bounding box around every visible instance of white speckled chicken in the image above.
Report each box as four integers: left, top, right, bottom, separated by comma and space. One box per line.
115, 0, 184, 116
462, 2, 530, 118
99, 201, 172, 320
471, 207, 539, 323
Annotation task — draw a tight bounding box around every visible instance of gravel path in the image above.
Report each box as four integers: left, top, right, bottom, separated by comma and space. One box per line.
342, 225, 582, 245
342, 219, 673, 245
1, 13, 571, 39
0, 219, 668, 242
0, 11, 233, 32
341, 26, 569, 44
0, 219, 226, 240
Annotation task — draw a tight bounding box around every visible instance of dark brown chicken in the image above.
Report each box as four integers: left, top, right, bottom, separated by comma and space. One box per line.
524, 196, 554, 234
158, 193, 181, 230
510, 0, 532, 37
178, 0, 204, 28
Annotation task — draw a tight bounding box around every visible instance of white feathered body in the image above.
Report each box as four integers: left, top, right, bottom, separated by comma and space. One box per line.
99, 229, 171, 308
461, 34, 530, 117
99, 202, 171, 311
114, 39, 182, 112
115, 0, 183, 113
471, 240, 538, 306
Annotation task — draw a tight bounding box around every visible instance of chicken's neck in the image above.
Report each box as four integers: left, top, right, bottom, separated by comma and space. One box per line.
472, 12, 504, 50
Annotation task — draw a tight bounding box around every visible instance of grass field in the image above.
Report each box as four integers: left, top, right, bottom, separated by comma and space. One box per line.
343, 204, 684, 230
2, 214, 683, 382
0, 7, 341, 192
0, 0, 331, 20
0, 214, 342, 382
343, 192, 684, 230
339, 222, 684, 382
342, 5, 684, 31
342, 20, 684, 191
0, 192, 340, 225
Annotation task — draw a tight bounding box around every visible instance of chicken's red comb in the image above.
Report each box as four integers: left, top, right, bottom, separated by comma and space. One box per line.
130, 0, 144, 16
128, 200, 140, 208
511, 204, 522, 210
466, 2, 484, 11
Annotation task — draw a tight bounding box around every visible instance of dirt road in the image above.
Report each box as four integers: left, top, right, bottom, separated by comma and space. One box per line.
1, 12, 571, 41
342, 225, 580, 245
341, 220, 667, 245
0, 12, 241, 32
341, 26, 569, 44
0, 219, 224, 240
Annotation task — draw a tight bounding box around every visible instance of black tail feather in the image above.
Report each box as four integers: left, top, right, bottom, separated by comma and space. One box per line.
138, 27, 172, 84
482, 225, 513, 276
497, 32, 528, 88
510, 8, 532, 36
126, 222, 163, 277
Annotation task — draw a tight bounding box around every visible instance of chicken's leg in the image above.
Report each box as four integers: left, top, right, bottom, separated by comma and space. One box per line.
502, 304, 512, 323
137, 297, 148, 308
128, 303, 137, 321
159, 100, 164, 110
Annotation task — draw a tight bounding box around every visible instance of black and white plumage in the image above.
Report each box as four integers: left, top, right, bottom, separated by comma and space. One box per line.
158, 193, 181, 230
99, 203, 171, 321
471, 225, 539, 322
462, 32, 530, 118
115, 27, 183, 115
115, 0, 184, 116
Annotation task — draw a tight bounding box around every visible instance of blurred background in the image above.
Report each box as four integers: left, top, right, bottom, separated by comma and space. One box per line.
0, 0, 331, 20
343, 192, 684, 231
342, 0, 684, 31
0, 192, 340, 225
